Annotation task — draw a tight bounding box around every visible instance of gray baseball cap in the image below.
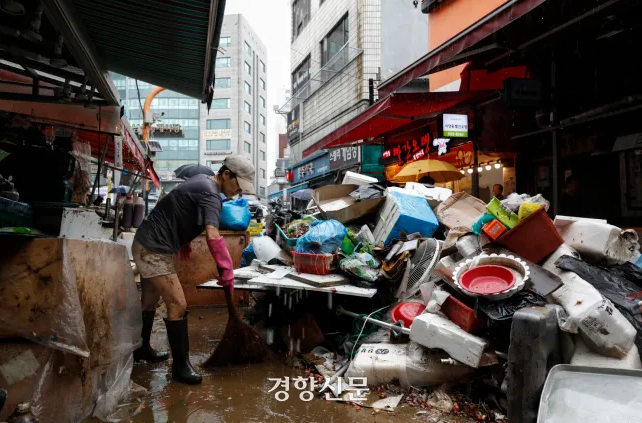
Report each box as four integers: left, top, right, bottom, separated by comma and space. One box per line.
223, 155, 255, 194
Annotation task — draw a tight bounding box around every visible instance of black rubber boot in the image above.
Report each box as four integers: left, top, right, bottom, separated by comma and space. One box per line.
164, 312, 202, 385
134, 310, 170, 363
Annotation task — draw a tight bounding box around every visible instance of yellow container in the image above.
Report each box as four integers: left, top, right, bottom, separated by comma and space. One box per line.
248, 222, 263, 236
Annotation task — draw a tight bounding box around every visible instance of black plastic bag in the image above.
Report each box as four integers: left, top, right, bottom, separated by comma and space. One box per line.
478, 290, 547, 322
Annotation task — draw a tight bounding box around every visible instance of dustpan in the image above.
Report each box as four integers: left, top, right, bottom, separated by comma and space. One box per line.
396, 238, 441, 300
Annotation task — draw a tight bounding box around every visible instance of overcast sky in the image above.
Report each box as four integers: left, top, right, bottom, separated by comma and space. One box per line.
224, 0, 291, 178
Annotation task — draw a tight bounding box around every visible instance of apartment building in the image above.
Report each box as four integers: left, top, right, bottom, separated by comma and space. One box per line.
201, 14, 269, 198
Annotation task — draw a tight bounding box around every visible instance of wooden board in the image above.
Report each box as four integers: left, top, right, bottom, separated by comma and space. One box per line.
198, 280, 269, 292
173, 231, 249, 307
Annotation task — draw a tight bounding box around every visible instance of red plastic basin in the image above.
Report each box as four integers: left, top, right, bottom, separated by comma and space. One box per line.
460, 265, 515, 295
391, 302, 426, 328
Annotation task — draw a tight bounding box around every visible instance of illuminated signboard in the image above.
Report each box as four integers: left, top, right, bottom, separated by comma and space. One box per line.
381, 133, 432, 166
439, 114, 468, 138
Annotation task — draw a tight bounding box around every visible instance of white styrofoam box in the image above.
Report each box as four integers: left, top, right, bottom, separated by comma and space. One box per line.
409, 313, 488, 368
344, 342, 472, 388
404, 183, 453, 202
554, 216, 623, 262
543, 245, 636, 358
571, 336, 642, 370
342, 171, 379, 186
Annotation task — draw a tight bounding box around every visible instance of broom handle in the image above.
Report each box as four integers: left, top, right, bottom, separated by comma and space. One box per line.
223, 285, 241, 319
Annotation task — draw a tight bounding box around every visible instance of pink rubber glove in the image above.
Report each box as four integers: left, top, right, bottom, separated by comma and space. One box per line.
207, 237, 234, 291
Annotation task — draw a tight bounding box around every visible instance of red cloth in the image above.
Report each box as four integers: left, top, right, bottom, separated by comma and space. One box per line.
207, 237, 234, 289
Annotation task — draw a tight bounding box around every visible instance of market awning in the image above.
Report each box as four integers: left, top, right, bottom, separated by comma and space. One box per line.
377, 0, 547, 97
49, 0, 226, 104
303, 90, 493, 157
268, 183, 310, 200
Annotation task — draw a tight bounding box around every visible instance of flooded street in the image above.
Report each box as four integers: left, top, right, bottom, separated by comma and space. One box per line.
117, 308, 480, 423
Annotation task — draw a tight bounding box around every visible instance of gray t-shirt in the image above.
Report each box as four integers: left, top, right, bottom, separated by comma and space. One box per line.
134, 174, 221, 255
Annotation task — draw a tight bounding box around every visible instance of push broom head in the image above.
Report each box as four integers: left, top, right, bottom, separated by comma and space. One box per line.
203, 287, 270, 367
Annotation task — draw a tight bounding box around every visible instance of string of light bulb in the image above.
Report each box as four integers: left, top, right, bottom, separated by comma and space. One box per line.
459, 161, 503, 174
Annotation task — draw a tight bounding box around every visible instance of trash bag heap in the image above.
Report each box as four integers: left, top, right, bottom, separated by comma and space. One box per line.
231, 177, 641, 422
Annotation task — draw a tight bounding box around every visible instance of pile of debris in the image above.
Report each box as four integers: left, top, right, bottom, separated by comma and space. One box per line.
219, 175, 642, 422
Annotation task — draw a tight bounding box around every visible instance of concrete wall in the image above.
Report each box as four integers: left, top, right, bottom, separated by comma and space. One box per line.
429, 0, 509, 91
380, 0, 428, 83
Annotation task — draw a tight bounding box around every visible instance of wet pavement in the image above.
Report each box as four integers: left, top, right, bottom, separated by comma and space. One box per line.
110, 308, 486, 423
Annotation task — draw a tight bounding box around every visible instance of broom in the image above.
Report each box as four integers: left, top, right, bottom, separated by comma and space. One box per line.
203, 286, 269, 367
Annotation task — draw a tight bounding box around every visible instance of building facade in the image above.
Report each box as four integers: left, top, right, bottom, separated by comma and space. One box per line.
110, 73, 200, 191
281, 0, 381, 167
201, 14, 269, 198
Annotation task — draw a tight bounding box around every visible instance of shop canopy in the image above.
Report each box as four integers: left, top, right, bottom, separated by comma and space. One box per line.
303, 90, 494, 157
47, 0, 226, 106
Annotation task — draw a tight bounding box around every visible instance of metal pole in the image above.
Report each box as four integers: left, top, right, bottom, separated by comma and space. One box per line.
472, 141, 480, 198
90, 130, 109, 202
112, 200, 120, 241
551, 57, 559, 216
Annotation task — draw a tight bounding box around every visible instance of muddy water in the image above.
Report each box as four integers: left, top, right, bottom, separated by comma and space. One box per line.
103, 308, 478, 423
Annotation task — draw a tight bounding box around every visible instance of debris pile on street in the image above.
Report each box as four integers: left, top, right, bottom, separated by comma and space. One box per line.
204, 174, 642, 422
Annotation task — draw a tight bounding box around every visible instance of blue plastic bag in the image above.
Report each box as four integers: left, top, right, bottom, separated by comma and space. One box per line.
296, 220, 347, 254
220, 198, 251, 231
241, 242, 256, 267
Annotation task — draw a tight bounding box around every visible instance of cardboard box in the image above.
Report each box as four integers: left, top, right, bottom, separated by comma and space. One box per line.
435, 192, 487, 231
312, 184, 384, 224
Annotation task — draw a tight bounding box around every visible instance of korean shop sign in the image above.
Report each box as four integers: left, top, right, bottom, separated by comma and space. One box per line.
439, 114, 468, 138
381, 133, 432, 166
329, 146, 359, 170
292, 153, 330, 184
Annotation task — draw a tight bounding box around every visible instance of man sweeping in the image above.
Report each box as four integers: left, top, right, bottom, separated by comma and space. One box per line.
131, 155, 255, 385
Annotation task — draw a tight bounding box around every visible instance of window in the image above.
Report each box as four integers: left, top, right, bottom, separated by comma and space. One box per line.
244, 141, 251, 153
244, 41, 252, 56
208, 161, 223, 172
244, 121, 251, 134
211, 98, 230, 109
260, 150, 266, 161
245, 82, 252, 94
260, 114, 266, 126
292, 0, 310, 39
260, 168, 266, 179
244, 101, 252, 114
321, 15, 349, 67
206, 139, 231, 150
220, 36, 231, 48
207, 119, 231, 130
292, 57, 310, 95
245, 61, 252, 76
260, 132, 266, 143
214, 77, 231, 88
260, 96, 266, 108
260, 60, 266, 73
215, 57, 231, 68
260, 78, 266, 90
259, 186, 266, 196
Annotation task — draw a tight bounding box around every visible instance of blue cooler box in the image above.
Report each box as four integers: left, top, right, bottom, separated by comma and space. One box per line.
374, 188, 439, 245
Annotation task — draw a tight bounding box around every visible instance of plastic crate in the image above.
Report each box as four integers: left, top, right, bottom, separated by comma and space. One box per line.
497, 206, 563, 264
292, 252, 338, 275
275, 223, 297, 252
440, 295, 484, 333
